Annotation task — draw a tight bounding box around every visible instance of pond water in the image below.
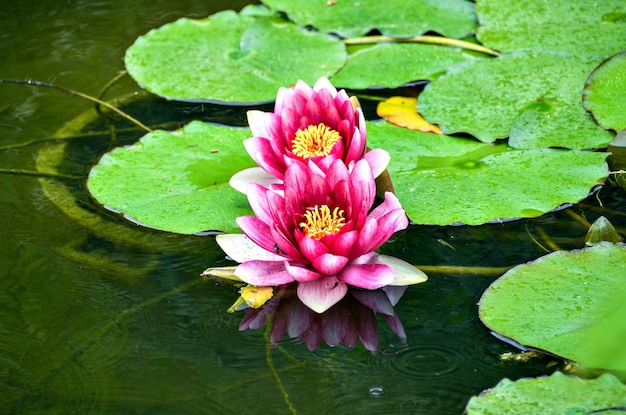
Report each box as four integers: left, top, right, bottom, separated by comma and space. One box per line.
1, 1, 625, 414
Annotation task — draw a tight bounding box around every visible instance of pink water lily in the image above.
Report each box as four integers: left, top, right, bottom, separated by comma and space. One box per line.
230, 77, 390, 193
218, 158, 426, 313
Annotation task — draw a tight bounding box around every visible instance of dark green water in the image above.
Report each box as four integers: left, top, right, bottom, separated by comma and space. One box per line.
1, 1, 624, 414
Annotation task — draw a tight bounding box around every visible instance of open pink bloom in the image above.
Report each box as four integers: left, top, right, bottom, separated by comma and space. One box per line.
231, 158, 410, 313
230, 77, 390, 193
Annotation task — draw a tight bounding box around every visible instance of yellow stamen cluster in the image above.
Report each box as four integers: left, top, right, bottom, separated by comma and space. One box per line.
291, 123, 341, 159
299, 205, 346, 240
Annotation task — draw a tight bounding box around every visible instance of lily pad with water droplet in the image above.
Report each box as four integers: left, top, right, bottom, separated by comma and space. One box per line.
478, 242, 626, 371
466, 372, 626, 415
476, 0, 626, 57
124, 8, 347, 104
419, 53, 614, 148
87, 121, 254, 234
583, 50, 626, 132
261, 0, 477, 39
367, 121, 609, 225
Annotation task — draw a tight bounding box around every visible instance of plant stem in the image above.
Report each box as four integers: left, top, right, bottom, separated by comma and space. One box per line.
0, 79, 152, 132
344, 35, 501, 57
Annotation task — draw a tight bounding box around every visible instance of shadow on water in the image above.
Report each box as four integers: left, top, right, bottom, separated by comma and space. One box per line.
1, 1, 625, 414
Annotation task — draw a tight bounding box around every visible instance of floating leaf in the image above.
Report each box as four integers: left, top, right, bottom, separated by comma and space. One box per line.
330, 42, 479, 89
368, 122, 609, 225
87, 121, 254, 234
476, 0, 626, 57
240, 285, 274, 309
419, 53, 614, 148
376, 97, 442, 133
124, 8, 346, 103
466, 372, 626, 415
584, 50, 626, 132
479, 242, 626, 371
261, 0, 477, 39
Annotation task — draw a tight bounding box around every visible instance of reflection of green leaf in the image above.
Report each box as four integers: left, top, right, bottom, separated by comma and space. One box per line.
479, 242, 626, 371
466, 372, 626, 415
124, 9, 346, 103
262, 0, 476, 38
419, 53, 614, 148
368, 122, 609, 225
87, 121, 254, 234
584, 51, 626, 132
476, 0, 626, 57
330, 43, 480, 89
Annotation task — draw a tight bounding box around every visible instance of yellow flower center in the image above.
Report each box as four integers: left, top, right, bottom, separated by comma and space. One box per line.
291, 123, 341, 159
299, 205, 346, 240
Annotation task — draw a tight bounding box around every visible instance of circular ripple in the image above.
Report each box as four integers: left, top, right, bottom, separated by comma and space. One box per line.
388, 343, 463, 379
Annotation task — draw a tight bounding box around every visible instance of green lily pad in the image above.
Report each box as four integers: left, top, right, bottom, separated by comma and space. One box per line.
87, 121, 254, 234
419, 53, 614, 148
261, 0, 476, 39
330, 42, 480, 89
476, 0, 626, 57
584, 50, 626, 132
367, 122, 609, 225
124, 8, 346, 104
479, 242, 626, 371
466, 372, 626, 415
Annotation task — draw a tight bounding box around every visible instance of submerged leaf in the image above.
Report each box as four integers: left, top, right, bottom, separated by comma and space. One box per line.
479, 242, 626, 371
585, 216, 623, 246
87, 121, 255, 234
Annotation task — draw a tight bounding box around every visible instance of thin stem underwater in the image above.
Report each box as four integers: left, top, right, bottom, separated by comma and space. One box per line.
0, 78, 152, 133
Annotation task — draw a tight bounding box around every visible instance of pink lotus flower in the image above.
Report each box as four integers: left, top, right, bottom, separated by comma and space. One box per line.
230, 77, 390, 193
217, 158, 427, 313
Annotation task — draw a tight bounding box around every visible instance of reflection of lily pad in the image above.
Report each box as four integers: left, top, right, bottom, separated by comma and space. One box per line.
419, 53, 613, 148
479, 242, 626, 371
330, 42, 479, 89
124, 8, 346, 103
476, 0, 626, 57
584, 51, 626, 132
262, 0, 476, 38
368, 122, 609, 225
466, 372, 626, 415
87, 121, 254, 234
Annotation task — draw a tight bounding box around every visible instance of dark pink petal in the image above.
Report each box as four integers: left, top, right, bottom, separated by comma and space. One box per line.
284, 261, 323, 282
330, 230, 358, 257
369, 191, 405, 221
287, 297, 316, 337
311, 253, 349, 275
243, 137, 285, 179
245, 183, 273, 225
236, 216, 276, 253
366, 209, 408, 252
235, 260, 294, 285
297, 276, 348, 313
351, 217, 378, 258
338, 262, 394, 289
351, 289, 395, 316
270, 224, 306, 263
298, 236, 330, 263
356, 306, 379, 351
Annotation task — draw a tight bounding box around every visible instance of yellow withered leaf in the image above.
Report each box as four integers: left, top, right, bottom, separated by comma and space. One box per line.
377, 96, 443, 134
240, 285, 274, 309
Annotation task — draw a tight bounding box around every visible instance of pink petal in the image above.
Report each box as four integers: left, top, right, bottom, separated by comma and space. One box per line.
364, 148, 391, 178
284, 261, 323, 282
297, 276, 348, 313
311, 253, 349, 275
330, 230, 358, 257
338, 262, 394, 289
235, 260, 294, 285
246, 110, 272, 138
298, 236, 330, 264
229, 167, 281, 194
243, 137, 285, 179
245, 183, 273, 224
236, 216, 275, 253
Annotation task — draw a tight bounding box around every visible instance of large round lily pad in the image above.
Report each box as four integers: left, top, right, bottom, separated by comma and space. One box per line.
476, 0, 626, 57
330, 42, 480, 89
87, 121, 254, 234
262, 0, 477, 39
584, 50, 626, 132
419, 53, 614, 148
479, 242, 626, 371
368, 122, 609, 225
466, 372, 626, 415
124, 9, 346, 103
